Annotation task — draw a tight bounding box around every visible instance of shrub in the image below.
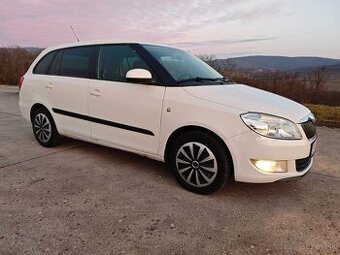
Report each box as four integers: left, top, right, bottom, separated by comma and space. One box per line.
0, 47, 41, 85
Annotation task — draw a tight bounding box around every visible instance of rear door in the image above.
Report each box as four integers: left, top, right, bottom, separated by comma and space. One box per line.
44, 46, 95, 138
88, 44, 165, 154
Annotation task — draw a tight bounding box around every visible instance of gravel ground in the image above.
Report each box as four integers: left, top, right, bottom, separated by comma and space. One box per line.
0, 86, 339, 255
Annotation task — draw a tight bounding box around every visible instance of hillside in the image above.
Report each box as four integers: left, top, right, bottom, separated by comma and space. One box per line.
214, 55, 340, 91
215, 55, 340, 72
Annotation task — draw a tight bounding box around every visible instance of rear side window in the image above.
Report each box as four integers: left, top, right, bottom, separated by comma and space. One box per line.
59, 47, 94, 78
97, 45, 151, 82
33, 51, 57, 74
48, 50, 62, 75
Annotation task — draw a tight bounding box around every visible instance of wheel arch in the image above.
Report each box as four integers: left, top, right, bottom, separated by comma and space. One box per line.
30, 103, 60, 147
30, 103, 48, 122
164, 125, 234, 172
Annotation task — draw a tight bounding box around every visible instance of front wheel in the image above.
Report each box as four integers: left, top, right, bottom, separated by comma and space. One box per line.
32, 107, 60, 147
169, 131, 232, 194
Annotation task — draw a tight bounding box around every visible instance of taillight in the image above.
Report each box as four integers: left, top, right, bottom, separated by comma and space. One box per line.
19, 76, 24, 90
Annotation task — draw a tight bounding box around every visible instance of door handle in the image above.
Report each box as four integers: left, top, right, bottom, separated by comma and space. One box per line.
90, 89, 101, 96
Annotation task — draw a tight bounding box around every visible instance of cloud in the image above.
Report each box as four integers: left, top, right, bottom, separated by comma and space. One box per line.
0, 0, 285, 46
170, 37, 277, 48
1, 0, 338, 58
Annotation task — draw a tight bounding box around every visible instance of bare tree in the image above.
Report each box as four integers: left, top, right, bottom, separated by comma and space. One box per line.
309, 67, 331, 92
0, 47, 40, 85
196, 54, 216, 67
221, 59, 237, 75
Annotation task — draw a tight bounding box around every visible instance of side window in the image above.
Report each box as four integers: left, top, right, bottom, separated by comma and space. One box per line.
97, 45, 151, 82
48, 50, 62, 75
33, 51, 57, 74
59, 46, 94, 78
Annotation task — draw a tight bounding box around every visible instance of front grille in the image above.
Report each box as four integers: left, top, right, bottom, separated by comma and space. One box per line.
296, 156, 312, 172
300, 120, 316, 139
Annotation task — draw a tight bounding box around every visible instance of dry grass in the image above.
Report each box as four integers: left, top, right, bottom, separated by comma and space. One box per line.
305, 104, 340, 127
325, 73, 340, 91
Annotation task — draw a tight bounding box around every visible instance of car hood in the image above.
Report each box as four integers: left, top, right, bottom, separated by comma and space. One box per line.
183, 84, 310, 123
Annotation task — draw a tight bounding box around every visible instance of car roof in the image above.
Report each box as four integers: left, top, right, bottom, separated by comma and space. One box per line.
43, 40, 182, 52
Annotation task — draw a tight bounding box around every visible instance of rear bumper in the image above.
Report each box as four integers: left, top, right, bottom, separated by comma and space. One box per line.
19, 99, 31, 122
226, 130, 316, 183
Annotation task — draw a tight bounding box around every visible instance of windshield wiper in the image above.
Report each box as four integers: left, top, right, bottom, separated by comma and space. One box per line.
177, 77, 222, 84
177, 77, 233, 84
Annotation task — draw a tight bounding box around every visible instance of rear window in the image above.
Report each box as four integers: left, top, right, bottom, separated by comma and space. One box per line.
33, 51, 57, 74
59, 46, 94, 78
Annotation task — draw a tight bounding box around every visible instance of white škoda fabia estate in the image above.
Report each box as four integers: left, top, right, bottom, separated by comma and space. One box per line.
19, 41, 317, 194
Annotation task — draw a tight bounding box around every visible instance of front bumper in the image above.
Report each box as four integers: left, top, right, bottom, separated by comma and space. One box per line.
226, 130, 316, 183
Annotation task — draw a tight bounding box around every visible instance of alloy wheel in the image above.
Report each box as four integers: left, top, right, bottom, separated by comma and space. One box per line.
33, 113, 52, 143
175, 142, 218, 187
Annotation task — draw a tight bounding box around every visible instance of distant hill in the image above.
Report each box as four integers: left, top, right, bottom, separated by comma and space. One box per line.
214, 55, 340, 91
288, 63, 340, 74
215, 56, 340, 73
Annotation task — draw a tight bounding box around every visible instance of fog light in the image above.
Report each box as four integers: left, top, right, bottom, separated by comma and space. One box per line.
251, 159, 288, 173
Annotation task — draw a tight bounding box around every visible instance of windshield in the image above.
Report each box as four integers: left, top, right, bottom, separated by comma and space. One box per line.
143, 45, 224, 84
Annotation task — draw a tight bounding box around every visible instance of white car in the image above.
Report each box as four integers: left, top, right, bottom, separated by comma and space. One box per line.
19, 41, 317, 194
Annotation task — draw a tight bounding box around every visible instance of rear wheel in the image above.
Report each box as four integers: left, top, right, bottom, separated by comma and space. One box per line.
32, 107, 60, 147
169, 131, 232, 194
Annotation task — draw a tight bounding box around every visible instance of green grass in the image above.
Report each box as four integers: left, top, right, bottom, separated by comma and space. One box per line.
305, 104, 340, 123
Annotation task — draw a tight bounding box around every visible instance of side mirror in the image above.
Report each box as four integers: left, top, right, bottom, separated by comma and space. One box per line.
126, 69, 152, 83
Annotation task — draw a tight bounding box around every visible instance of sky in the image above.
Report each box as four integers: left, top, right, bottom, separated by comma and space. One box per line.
1, 0, 339, 59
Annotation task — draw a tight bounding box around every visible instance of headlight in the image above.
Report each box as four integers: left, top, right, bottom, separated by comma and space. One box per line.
300, 112, 316, 123
240, 113, 302, 140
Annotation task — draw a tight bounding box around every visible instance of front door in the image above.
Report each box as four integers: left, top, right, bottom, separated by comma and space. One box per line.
88, 44, 165, 154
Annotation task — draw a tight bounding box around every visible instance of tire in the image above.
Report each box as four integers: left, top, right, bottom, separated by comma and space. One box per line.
169, 131, 232, 194
31, 107, 60, 147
